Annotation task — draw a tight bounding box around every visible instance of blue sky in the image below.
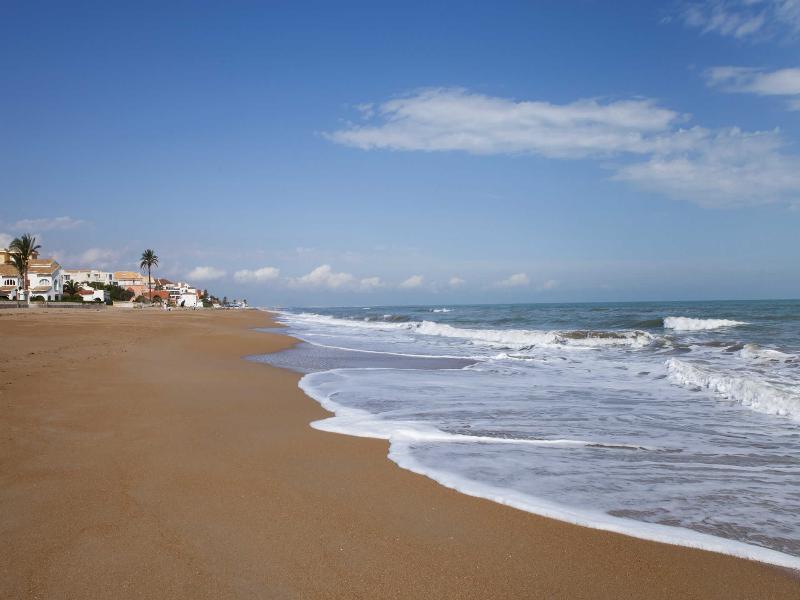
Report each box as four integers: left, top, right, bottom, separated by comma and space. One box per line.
2, 0, 799, 306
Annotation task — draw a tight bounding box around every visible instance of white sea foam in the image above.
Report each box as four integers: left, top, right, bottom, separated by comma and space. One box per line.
432, 308, 452, 313
666, 358, 800, 420
281, 311, 656, 350
274, 306, 800, 566
739, 343, 796, 362
663, 316, 748, 331
387, 441, 800, 571
300, 368, 800, 571
413, 321, 655, 350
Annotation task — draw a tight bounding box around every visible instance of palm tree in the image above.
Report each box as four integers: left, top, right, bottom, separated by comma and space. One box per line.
10, 253, 25, 307
139, 249, 159, 304
63, 280, 81, 297
9, 233, 41, 304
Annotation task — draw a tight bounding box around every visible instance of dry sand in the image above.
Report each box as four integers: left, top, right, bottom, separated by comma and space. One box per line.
1, 307, 798, 599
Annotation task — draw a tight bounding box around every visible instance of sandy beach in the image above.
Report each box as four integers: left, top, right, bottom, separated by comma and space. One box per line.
1, 308, 798, 599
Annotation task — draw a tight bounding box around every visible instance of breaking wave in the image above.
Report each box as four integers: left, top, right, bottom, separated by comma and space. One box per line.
666, 358, 800, 421
284, 311, 657, 350
664, 317, 748, 331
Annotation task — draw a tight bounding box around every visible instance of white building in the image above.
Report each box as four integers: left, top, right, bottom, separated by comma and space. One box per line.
0, 254, 63, 301
26, 259, 63, 300
0, 264, 19, 300
158, 280, 201, 307
77, 287, 109, 303
63, 269, 114, 286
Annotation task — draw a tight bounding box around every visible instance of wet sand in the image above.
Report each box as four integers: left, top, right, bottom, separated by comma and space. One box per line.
1, 308, 798, 598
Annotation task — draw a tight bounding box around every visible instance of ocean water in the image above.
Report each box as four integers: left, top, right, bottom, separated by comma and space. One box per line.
254, 301, 800, 569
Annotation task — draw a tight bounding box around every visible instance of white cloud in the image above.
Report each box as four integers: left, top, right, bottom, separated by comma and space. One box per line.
328, 88, 681, 159
449, 276, 465, 287
496, 273, 530, 288
540, 279, 560, 291
289, 264, 356, 289
188, 266, 226, 281
705, 66, 800, 109
329, 87, 800, 208
76, 248, 120, 268
359, 276, 384, 291
0, 233, 12, 248
399, 274, 424, 289
11, 216, 85, 231
234, 266, 280, 283
286, 265, 386, 292
50, 247, 121, 268
679, 0, 800, 40
615, 127, 800, 208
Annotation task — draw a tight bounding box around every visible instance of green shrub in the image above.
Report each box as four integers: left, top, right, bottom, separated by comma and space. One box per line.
105, 284, 135, 301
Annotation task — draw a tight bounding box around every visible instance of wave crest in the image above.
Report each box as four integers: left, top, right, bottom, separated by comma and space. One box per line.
666, 358, 800, 421
282, 311, 657, 350
664, 316, 748, 331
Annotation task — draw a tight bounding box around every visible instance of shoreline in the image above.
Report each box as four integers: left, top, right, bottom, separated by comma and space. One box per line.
2, 308, 798, 598
285, 323, 800, 571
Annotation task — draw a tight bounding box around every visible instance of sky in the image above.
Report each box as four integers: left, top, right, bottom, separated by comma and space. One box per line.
2, 0, 800, 306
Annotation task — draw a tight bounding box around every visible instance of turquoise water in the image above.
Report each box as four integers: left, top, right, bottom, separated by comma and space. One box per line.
260, 300, 800, 567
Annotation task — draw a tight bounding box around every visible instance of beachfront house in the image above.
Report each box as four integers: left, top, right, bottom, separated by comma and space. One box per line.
0, 249, 63, 301
160, 280, 201, 307
113, 271, 148, 297
0, 265, 19, 300
63, 269, 114, 287
77, 288, 109, 303
27, 259, 63, 300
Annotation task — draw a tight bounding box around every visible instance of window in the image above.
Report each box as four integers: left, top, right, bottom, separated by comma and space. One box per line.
3, 279, 15, 286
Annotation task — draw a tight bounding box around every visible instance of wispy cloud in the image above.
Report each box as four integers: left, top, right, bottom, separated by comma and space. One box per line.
54, 247, 122, 268
329, 87, 800, 208
328, 88, 681, 159
359, 276, 384, 291
540, 279, 560, 291
705, 66, 800, 109
678, 0, 800, 40
399, 274, 424, 289
188, 266, 226, 281
495, 272, 530, 288
234, 266, 281, 283
449, 276, 465, 287
614, 127, 800, 208
11, 216, 85, 231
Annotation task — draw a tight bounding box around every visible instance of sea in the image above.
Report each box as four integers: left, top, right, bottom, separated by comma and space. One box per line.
252, 300, 800, 569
